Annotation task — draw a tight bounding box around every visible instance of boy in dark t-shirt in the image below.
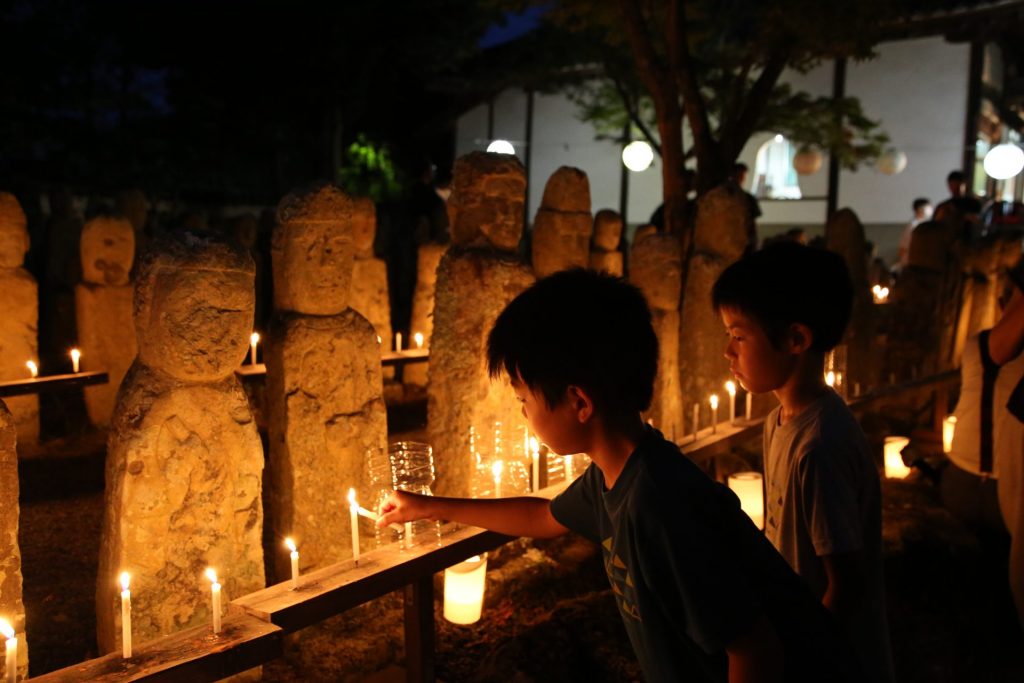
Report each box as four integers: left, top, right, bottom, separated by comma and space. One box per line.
379, 269, 858, 682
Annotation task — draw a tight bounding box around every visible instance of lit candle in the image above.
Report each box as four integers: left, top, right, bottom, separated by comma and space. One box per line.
395, 332, 403, 352
249, 332, 260, 365
414, 332, 424, 349
405, 521, 413, 549
943, 415, 957, 454
205, 568, 222, 634
725, 381, 736, 423
854, 382, 861, 397
376, 335, 382, 345
356, 504, 403, 531
692, 403, 700, 442
825, 371, 835, 387
563, 454, 573, 481
70, 348, 81, 373
883, 436, 911, 479
492, 460, 504, 498
529, 437, 540, 492
25, 360, 37, 379
728, 472, 765, 530
0, 619, 14, 683
443, 554, 488, 624
745, 392, 752, 420
119, 572, 132, 658
347, 488, 360, 564
709, 394, 719, 434
285, 538, 299, 590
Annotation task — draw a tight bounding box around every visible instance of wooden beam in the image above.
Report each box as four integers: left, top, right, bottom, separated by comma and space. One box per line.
30, 612, 282, 683
403, 576, 435, 683
234, 350, 429, 380
0, 371, 108, 398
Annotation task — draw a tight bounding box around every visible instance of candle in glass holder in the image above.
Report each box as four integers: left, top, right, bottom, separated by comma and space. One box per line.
205, 568, 222, 634
347, 488, 360, 563
119, 572, 132, 658
492, 460, 504, 498
25, 360, 37, 379
285, 538, 299, 590
414, 332, 424, 349
943, 416, 957, 454
0, 619, 15, 683
709, 394, 719, 434
725, 381, 736, 423
883, 436, 911, 479
70, 348, 81, 373
728, 472, 765, 529
249, 332, 260, 365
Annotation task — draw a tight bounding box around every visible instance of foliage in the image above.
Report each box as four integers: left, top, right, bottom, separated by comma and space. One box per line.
338, 135, 403, 203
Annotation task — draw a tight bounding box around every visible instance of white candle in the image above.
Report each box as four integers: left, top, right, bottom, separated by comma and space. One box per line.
1, 619, 16, 683
443, 554, 488, 624
70, 348, 81, 373
405, 521, 413, 549
728, 472, 765, 530
205, 568, 222, 634
692, 403, 700, 441
119, 572, 132, 658
25, 360, 37, 379
825, 371, 835, 387
563, 455, 573, 481
884, 436, 911, 479
356, 505, 404, 531
725, 381, 736, 423
530, 437, 540, 492
492, 460, 503, 498
854, 382, 861, 397
395, 332, 403, 352
249, 332, 260, 365
745, 392, 752, 420
414, 332, 424, 349
285, 538, 299, 590
710, 394, 719, 434
943, 416, 957, 454
347, 488, 360, 563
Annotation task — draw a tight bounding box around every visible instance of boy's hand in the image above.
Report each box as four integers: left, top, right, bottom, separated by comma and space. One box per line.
377, 490, 437, 528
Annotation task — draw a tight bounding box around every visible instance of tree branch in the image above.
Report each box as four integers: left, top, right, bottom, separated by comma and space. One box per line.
616, 0, 672, 112
724, 45, 790, 160
610, 76, 662, 156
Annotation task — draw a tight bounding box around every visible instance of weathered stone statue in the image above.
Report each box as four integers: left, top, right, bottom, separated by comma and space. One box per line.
405, 242, 448, 387
679, 185, 751, 427
826, 208, 877, 392
267, 184, 387, 579
0, 193, 39, 443
590, 209, 623, 277
348, 197, 393, 379
531, 167, 593, 278
115, 189, 150, 266
75, 215, 137, 426
0, 400, 27, 679
429, 152, 534, 497
630, 231, 684, 440
97, 232, 265, 653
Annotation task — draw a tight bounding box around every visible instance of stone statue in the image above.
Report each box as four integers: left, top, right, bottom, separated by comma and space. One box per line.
405, 242, 448, 387
348, 196, 393, 378
590, 209, 624, 277
531, 167, 593, 278
0, 400, 27, 678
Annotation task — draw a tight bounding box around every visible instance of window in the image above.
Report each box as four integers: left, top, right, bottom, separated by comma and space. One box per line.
752, 134, 803, 200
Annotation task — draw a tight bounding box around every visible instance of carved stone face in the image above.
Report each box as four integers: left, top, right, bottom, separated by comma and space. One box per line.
0, 193, 29, 268
272, 221, 354, 314
448, 152, 525, 251
81, 216, 135, 285
593, 210, 623, 252
137, 267, 254, 382
351, 197, 376, 255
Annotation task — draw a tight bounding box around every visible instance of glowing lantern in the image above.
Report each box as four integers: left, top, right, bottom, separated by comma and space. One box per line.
884, 436, 911, 479
793, 147, 823, 175
444, 555, 488, 624
943, 415, 956, 454
621, 141, 654, 172
984, 144, 1024, 180
486, 139, 515, 155
877, 149, 908, 175
728, 472, 764, 529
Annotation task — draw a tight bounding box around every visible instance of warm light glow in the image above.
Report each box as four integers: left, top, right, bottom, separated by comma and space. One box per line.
621, 140, 654, 172
444, 555, 488, 624
119, 572, 130, 592
285, 537, 297, 553
774, 133, 784, 143
205, 568, 218, 584
70, 348, 81, 369
872, 284, 890, 304
414, 332, 424, 349
491, 460, 503, 481
728, 472, 764, 530
250, 332, 260, 346
709, 394, 719, 410
347, 487, 357, 508
825, 371, 836, 387
486, 139, 515, 155
25, 360, 37, 378
943, 416, 957, 454
984, 143, 1024, 180
0, 620, 13, 640
884, 436, 911, 479
529, 436, 539, 453
725, 380, 736, 397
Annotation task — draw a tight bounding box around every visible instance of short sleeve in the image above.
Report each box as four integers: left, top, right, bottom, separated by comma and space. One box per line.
797, 446, 864, 556
549, 463, 601, 543
636, 483, 763, 654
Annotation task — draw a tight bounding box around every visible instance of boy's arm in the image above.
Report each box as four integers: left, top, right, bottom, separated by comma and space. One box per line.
820, 550, 867, 629
725, 614, 784, 683
377, 490, 569, 539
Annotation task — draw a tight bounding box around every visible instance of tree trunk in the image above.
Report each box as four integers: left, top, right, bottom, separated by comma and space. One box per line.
657, 107, 688, 236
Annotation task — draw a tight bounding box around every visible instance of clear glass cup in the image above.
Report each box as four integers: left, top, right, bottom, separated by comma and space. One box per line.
389, 441, 441, 547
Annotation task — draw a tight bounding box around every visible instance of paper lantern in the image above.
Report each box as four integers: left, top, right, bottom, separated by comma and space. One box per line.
444, 555, 488, 624
983, 144, 1024, 180
884, 436, 911, 479
792, 147, 823, 175
486, 139, 515, 155
728, 471, 764, 530
877, 149, 908, 175
621, 141, 654, 172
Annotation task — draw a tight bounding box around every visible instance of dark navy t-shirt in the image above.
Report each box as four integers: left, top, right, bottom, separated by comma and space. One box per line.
550, 427, 860, 683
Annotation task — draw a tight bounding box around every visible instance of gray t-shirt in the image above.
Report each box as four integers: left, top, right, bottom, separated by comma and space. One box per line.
764, 388, 894, 683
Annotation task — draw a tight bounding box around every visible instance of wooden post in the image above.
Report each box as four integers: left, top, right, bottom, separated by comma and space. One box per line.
404, 575, 435, 683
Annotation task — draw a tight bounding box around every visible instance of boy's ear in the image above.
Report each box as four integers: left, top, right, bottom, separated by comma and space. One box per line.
566, 385, 594, 423
787, 323, 815, 354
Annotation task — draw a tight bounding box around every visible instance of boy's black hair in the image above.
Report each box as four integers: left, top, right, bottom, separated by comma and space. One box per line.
712, 241, 853, 353
487, 268, 658, 418
947, 170, 966, 184
912, 197, 931, 211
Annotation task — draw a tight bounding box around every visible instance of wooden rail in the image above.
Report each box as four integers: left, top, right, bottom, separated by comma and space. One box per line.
0, 371, 108, 398
28, 371, 958, 682
235, 350, 430, 380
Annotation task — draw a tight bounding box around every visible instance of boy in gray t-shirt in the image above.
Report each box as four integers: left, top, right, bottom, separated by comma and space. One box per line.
713, 243, 895, 683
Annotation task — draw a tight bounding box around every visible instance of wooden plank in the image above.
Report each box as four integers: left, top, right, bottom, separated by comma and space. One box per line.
29, 612, 282, 683
0, 371, 108, 398
403, 575, 435, 683
234, 349, 430, 380
234, 364, 266, 378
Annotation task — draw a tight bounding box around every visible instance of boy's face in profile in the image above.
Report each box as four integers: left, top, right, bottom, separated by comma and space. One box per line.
720, 307, 798, 394
511, 376, 584, 456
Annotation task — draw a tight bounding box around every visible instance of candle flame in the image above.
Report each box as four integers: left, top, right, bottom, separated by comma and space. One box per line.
285, 537, 297, 553
119, 572, 130, 591
710, 394, 719, 409
347, 487, 357, 508
0, 619, 13, 639
529, 436, 539, 453
725, 380, 736, 396
205, 568, 218, 584
26, 360, 38, 378
414, 332, 424, 349
250, 332, 260, 345
491, 460, 503, 480
70, 348, 81, 361
825, 371, 836, 387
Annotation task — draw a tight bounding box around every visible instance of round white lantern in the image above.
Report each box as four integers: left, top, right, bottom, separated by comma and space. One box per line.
792, 148, 823, 175
621, 140, 654, 172
486, 139, 516, 155
983, 143, 1024, 180
877, 149, 908, 175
